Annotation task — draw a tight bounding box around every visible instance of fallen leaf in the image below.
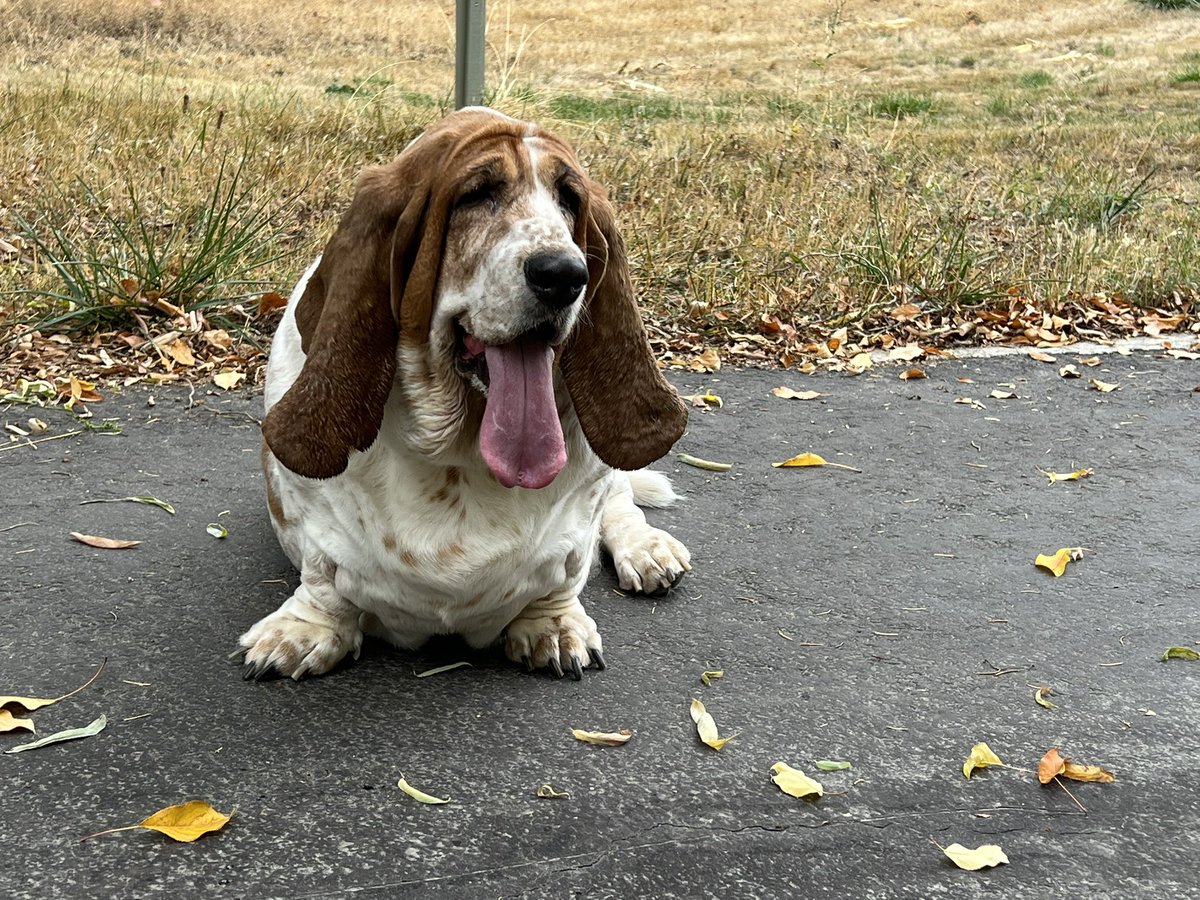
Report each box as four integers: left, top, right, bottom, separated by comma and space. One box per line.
678, 453, 732, 472
258, 291, 288, 316
690, 699, 733, 751
206, 523, 229, 539
5, 714, 106, 753
685, 391, 723, 408
942, 843, 1009, 871
1078, 356, 1101, 367
957, 377, 976, 384
1034, 547, 1077, 577
963, 741, 1005, 779
1166, 349, 1200, 360
70, 532, 142, 550
1162, 646, 1200, 662
571, 728, 632, 746
414, 662, 472, 678
1090, 378, 1119, 393
888, 343, 924, 361
772, 452, 862, 472
888, 303, 921, 321
164, 338, 196, 367
79, 495, 176, 515
0, 709, 35, 734
815, 759, 852, 771
954, 396, 985, 409
770, 761, 823, 799
689, 348, 721, 372
213, 371, 246, 391
847, 351, 874, 372
700, 670, 724, 686
397, 775, 451, 804
1037, 747, 1066, 783
989, 389, 1017, 400
81, 800, 234, 843
0, 659, 106, 714
1062, 761, 1115, 783
27, 417, 48, 434
1034, 687, 1056, 709
772, 387, 824, 400
899, 367, 926, 381
536, 784, 570, 799
1028, 350, 1057, 363
1059, 364, 1082, 379
1041, 468, 1093, 485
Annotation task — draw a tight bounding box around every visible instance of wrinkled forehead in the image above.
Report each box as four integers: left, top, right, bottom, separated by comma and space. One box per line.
448, 130, 579, 193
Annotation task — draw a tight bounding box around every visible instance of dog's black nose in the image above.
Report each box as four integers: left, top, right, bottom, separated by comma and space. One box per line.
524, 253, 588, 309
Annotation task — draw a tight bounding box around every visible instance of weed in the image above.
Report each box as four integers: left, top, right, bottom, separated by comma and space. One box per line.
1132, 0, 1200, 9
868, 93, 934, 119
1171, 69, 1200, 83
1019, 71, 1054, 88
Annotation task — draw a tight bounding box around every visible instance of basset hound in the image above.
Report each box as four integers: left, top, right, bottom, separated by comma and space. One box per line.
238, 107, 691, 681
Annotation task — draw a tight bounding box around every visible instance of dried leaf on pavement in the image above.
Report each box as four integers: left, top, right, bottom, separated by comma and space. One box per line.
700, 670, 724, 686
70, 532, 142, 550
815, 759, 852, 771
770, 762, 823, 799
397, 775, 451, 804
772, 452, 862, 472
1041, 468, 1093, 485
1059, 364, 1082, 379
1062, 760, 1115, 783
1037, 747, 1067, 783
1090, 378, 1119, 393
1161, 646, 1200, 662
1034, 687, 1056, 709
942, 842, 1009, 870
1, 659, 106, 714
571, 728, 633, 746
678, 453, 732, 472
963, 742, 1005, 779
0, 709, 35, 734
1028, 350, 1057, 363
989, 389, 1017, 400
213, 371, 246, 391
5, 714, 106, 753
1035, 548, 1080, 577
536, 784, 570, 799
772, 387, 824, 400
206, 523, 229, 539
79, 495, 175, 515
899, 367, 926, 381
82, 800, 233, 843
690, 699, 733, 750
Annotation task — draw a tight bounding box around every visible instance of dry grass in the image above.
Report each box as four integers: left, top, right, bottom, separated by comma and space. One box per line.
1, 0, 1198, 356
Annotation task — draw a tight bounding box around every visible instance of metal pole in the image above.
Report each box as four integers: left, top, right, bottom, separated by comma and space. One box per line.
455, 0, 486, 108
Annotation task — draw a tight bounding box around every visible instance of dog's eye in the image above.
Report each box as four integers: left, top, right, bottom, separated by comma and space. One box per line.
556, 182, 581, 219
456, 182, 500, 210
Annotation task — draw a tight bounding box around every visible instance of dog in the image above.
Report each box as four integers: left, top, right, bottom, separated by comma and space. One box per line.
238, 108, 691, 681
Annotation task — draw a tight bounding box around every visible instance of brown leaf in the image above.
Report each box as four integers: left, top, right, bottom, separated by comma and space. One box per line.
888, 303, 922, 322
70, 532, 142, 550
1038, 747, 1066, 783
1089, 378, 1119, 393
0, 709, 35, 734
1062, 761, 1115, 783
257, 291, 288, 316
772, 387, 824, 400
1028, 350, 1057, 363
899, 367, 926, 381
164, 339, 196, 367
571, 728, 632, 746
989, 389, 1017, 400
888, 343, 924, 362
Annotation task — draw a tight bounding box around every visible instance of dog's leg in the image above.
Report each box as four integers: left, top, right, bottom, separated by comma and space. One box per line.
238, 556, 362, 680
601, 470, 691, 595
504, 592, 604, 680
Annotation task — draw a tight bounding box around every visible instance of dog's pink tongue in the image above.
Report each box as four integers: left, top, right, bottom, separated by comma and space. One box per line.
480, 338, 566, 489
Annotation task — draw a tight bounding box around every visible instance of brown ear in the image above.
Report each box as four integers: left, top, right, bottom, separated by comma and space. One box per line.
561, 183, 687, 470
262, 161, 435, 480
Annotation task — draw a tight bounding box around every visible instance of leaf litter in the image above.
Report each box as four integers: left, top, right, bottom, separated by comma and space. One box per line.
70, 532, 142, 550
770, 762, 823, 799
571, 728, 633, 746
6, 714, 106, 753
690, 699, 734, 751
772, 452, 862, 472
81, 800, 232, 842
397, 775, 451, 804
1, 658, 106, 714
963, 742, 1005, 779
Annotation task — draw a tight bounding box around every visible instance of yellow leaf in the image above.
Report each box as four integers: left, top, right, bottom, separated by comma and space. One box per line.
1162, 646, 1200, 662
1, 659, 105, 714
164, 338, 196, 367
1062, 761, 1115, 783
570, 728, 633, 746
1090, 378, 1119, 393
138, 800, 233, 841
397, 775, 451, 804
70, 531, 142, 550
1034, 548, 1076, 577
690, 699, 733, 751
773, 452, 862, 472
0, 709, 35, 734
1034, 687, 1056, 709
942, 843, 1009, 870
770, 761, 823, 799
700, 670, 724, 686
963, 741, 1005, 779
772, 387, 824, 400
678, 453, 732, 472
213, 370, 246, 390
683, 391, 723, 409
1041, 467, 1093, 485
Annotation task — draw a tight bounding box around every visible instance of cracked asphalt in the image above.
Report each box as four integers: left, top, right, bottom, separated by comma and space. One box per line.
2, 351, 1198, 899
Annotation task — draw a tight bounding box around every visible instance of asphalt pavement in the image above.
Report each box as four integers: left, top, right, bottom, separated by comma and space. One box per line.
2, 351, 1198, 899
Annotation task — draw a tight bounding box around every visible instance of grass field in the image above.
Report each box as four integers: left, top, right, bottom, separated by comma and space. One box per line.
1, 0, 1198, 372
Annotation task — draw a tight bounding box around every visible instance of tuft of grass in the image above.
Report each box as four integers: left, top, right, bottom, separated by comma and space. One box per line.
1171, 69, 1200, 82
868, 93, 934, 119
1034, 168, 1156, 230
1019, 71, 1054, 88
9, 153, 293, 335
1132, 0, 1200, 9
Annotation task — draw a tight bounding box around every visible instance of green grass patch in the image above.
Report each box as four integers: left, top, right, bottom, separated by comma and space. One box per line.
1172, 69, 1200, 83
1019, 71, 1054, 88
868, 93, 934, 119
547, 92, 728, 124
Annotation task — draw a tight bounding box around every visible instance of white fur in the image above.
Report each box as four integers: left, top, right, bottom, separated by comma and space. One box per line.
242, 146, 690, 680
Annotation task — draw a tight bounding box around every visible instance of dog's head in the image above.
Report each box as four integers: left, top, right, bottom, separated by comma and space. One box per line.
262, 108, 687, 487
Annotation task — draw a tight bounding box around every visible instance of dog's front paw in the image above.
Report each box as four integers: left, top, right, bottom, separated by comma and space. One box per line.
504, 599, 604, 680
611, 525, 691, 595
238, 607, 362, 681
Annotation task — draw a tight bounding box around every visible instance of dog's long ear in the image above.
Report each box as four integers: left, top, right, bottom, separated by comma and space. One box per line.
263, 156, 439, 480
561, 183, 688, 470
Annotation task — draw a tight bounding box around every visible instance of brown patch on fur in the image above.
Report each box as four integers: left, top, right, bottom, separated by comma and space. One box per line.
445, 466, 461, 485
399, 549, 418, 567
261, 439, 288, 527
436, 543, 466, 563
383, 533, 397, 551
